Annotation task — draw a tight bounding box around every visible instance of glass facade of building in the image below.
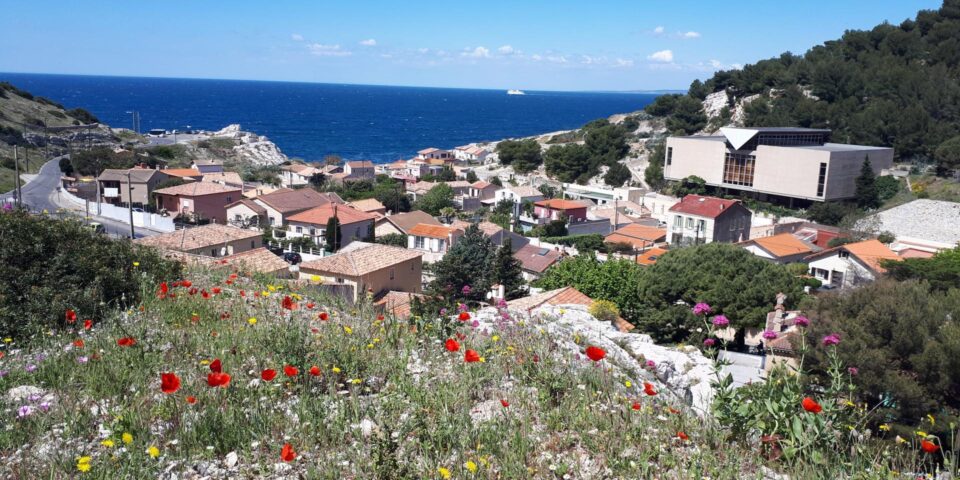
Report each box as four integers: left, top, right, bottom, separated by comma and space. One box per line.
722, 152, 756, 187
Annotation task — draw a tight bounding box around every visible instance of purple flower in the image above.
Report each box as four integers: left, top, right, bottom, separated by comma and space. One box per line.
692, 303, 712, 316
38, 402, 51, 412
470, 320, 480, 328
848, 367, 859, 376
793, 316, 810, 327
27, 394, 40, 403
439, 308, 448, 316
77, 356, 89, 364
462, 285, 472, 295
497, 298, 508, 308
711, 315, 730, 327
703, 338, 716, 347
822, 333, 841, 346
24, 364, 36, 373
2, 203, 12, 212
762, 330, 778, 340
17, 405, 33, 418
459, 303, 469, 312
0, 370, 7, 378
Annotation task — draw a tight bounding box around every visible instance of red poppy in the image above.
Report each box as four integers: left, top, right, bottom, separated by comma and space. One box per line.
464, 349, 481, 363
207, 372, 231, 388
921, 439, 940, 453
500, 399, 510, 408
229, 273, 238, 279
160, 373, 181, 394
668, 407, 681, 415
677, 431, 689, 441
209, 359, 222, 373
201, 290, 210, 299
186, 395, 197, 404
377, 314, 385, 321
643, 382, 657, 396
181, 280, 193, 288
284, 365, 299, 377
801, 397, 822, 414
83, 319, 93, 330
160, 282, 169, 294
280, 443, 296, 462
116, 337, 136, 347
240, 290, 246, 297
455, 332, 466, 341
458, 311, 471, 321
585, 346, 606, 362
66, 309, 77, 323
261, 369, 277, 381
212, 287, 222, 295
309, 366, 321, 376
306, 302, 315, 310
191, 314, 200, 323
189, 287, 198, 296
444, 339, 460, 352
631, 402, 641, 411
73, 339, 84, 348
282, 296, 296, 310
225, 279, 234, 285
319, 312, 329, 321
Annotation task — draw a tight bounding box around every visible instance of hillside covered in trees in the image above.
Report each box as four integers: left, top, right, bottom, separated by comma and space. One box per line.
655, 0, 960, 173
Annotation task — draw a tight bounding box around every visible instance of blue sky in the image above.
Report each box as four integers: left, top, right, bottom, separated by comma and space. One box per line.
0, 0, 943, 91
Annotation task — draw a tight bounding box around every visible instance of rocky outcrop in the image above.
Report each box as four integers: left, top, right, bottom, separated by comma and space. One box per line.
212, 124, 287, 166
472, 304, 717, 414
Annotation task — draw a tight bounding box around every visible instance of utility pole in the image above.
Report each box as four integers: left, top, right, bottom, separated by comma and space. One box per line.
13, 146, 22, 207
127, 171, 136, 238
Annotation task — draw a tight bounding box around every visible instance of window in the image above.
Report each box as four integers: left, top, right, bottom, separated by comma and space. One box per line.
697, 219, 705, 233
295, 226, 302, 233
211, 249, 217, 257
414, 236, 425, 249
235, 214, 242, 221
269, 217, 275, 226
839, 251, 850, 259
685, 217, 694, 229
816, 162, 827, 197
226, 196, 232, 202
251, 240, 255, 249
722, 152, 756, 187
389, 268, 395, 280
309, 228, 316, 236
335, 277, 344, 284
673, 215, 682, 229
666, 147, 673, 166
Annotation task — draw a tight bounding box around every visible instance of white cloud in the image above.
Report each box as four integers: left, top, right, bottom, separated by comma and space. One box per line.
647, 49, 674, 63
653, 26, 665, 35
498, 45, 515, 55
531, 54, 543, 61
359, 38, 377, 46
682, 31, 701, 39
307, 43, 352, 57
546, 55, 568, 64
291, 33, 304, 41
380, 53, 393, 58
461, 46, 491, 58
614, 58, 634, 68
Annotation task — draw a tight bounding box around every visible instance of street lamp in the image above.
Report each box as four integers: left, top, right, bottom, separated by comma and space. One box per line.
125, 111, 139, 134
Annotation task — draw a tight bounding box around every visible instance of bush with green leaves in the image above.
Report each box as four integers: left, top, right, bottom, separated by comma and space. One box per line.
0, 208, 181, 340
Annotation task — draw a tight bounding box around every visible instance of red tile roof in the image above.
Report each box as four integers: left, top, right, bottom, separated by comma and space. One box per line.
668, 195, 743, 219
636, 247, 669, 265
534, 199, 590, 210
287, 204, 376, 226
408, 223, 461, 239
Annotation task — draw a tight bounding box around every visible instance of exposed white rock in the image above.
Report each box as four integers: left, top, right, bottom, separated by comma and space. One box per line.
6, 385, 45, 404
224, 451, 238, 468
470, 304, 717, 414
702, 90, 730, 120
210, 124, 288, 166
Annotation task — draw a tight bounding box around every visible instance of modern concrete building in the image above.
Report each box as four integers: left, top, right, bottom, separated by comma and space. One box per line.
664, 127, 893, 204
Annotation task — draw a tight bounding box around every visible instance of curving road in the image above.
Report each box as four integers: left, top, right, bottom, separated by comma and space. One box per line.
2, 159, 160, 239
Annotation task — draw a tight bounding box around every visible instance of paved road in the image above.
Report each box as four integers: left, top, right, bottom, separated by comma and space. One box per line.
2, 159, 160, 239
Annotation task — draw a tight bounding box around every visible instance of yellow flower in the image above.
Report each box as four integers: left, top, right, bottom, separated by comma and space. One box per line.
147, 446, 160, 459
343, 326, 353, 334
879, 424, 891, 431
895, 435, 907, 444
332, 367, 341, 373
132, 261, 140, 267
438, 467, 451, 479
248, 317, 257, 325
351, 378, 362, 384
310, 275, 321, 283
624, 381, 632, 388
122, 433, 133, 445
268, 285, 277, 292
101, 439, 115, 448
77, 456, 92, 472
844, 400, 855, 407
491, 335, 500, 342
262, 291, 271, 297
2, 337, 11, 343
465, 460, 478, 473
927, 414, 935, 426
200, 360, 210, 366
367, 343, 374, 349
916, 431, 928, 438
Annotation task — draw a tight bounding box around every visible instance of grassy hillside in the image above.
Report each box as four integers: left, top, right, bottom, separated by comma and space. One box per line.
0, 261, 945, 478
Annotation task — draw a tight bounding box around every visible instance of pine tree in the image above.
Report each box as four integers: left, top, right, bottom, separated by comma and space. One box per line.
854, 157, 880, 209
429, 224, 495, 303
489, 238, 526, 300
324, 215, 342, 252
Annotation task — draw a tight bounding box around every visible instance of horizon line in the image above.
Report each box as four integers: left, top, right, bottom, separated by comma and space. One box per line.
0, 70, 684, 95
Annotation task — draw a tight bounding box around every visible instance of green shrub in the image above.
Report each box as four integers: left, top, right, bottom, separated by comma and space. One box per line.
0, 209, 181, 340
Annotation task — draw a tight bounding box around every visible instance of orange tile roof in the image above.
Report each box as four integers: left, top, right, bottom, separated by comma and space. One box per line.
154, 182, 240, 197
161, 168, 203, 178
534, 198, 589, 210
287, 204, 376, 226
636, 247, 668, 266
349, 198, 386, 212
805, 239, 901, 273
408, 223, 461, 239
213, 247, 290, 275
746, 233, 816, 258
606, 224, 667, 246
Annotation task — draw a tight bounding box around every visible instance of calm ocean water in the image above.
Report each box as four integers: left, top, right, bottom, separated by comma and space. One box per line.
1, 73, 658, 163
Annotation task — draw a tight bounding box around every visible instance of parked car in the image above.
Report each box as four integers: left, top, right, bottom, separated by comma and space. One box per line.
283, 252, 302, 265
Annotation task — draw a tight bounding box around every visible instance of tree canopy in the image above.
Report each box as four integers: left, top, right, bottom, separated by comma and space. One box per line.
854, 158, 880, 209
429, 224, 496, 304
882, 246, 960, 292
496, 139, 542, 173
414, 183, 454, 216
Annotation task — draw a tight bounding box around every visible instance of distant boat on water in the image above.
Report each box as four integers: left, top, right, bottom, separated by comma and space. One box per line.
507, 89, 526, 95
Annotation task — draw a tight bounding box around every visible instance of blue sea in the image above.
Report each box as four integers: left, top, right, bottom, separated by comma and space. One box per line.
1, 72, 659, 163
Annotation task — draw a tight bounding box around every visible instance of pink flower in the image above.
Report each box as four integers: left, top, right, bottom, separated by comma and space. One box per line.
692, 303, 712, 316
822, 333, 841, 346
793, 316, 810, 327
703, 338, 716, 347
848, 367, 859, 376
762, 330, 778, 340
711, 315, 729, 327
645, 360, 656, 369
461, 285, 472, 295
